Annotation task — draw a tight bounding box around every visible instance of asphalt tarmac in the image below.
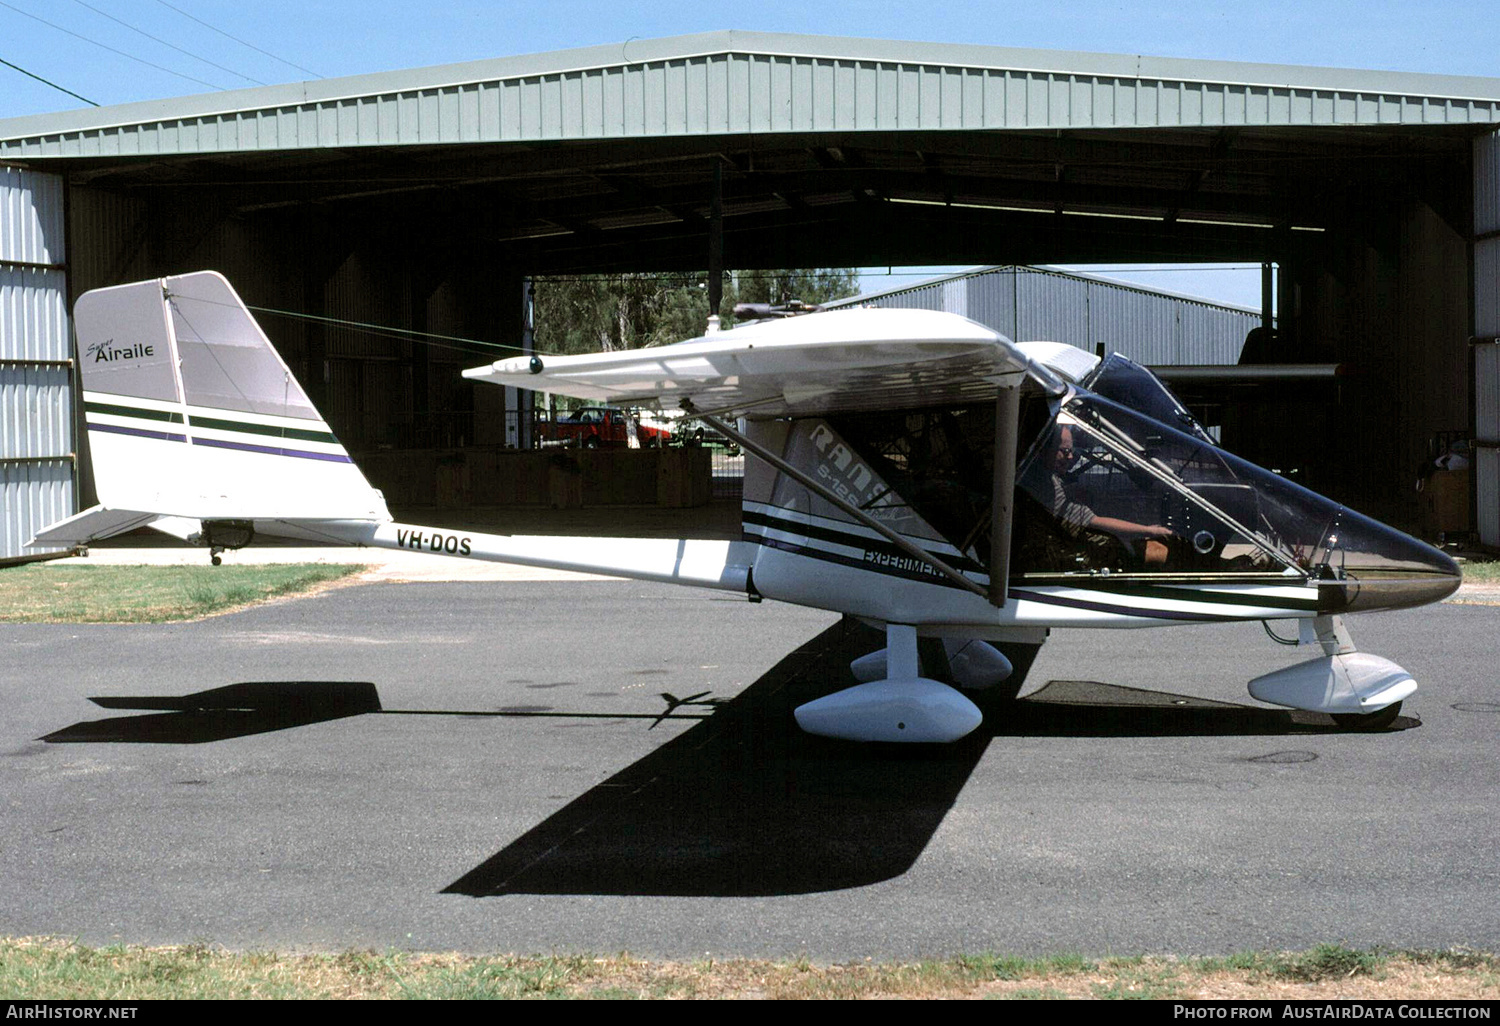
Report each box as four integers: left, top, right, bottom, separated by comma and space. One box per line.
2, 579, 1496, 960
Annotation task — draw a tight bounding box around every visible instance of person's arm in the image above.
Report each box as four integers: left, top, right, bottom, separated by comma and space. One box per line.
1088, 515, 1173, 540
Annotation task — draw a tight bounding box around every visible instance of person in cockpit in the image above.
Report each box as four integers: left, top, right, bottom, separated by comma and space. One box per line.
1046, 424, 1175, 566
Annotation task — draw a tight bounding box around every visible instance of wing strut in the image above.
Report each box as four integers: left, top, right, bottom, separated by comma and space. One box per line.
989, 385, 1019, 607
684, 403, 992, 603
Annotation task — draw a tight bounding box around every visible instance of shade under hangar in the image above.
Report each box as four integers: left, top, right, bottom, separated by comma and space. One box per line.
4, 30, 1497, 271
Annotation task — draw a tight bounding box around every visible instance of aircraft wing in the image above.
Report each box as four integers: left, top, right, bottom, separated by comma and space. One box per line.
463, 308, 1060, 416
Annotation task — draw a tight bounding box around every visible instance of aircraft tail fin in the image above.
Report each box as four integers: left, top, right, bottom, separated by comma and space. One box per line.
38, 272, 389, 547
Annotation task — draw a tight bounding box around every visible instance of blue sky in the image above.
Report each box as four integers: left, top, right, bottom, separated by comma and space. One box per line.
1, 0, 1493, 306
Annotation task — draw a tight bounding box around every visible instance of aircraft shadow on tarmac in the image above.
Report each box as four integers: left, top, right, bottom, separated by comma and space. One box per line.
39, 619, 1415, 897
39, 681, 385, 744
442, 621, 1414, 898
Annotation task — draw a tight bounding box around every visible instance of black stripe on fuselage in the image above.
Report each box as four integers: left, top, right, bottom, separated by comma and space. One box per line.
1012, 577, 1320, 612
745, 517, 1310, 619
745, 531, 976, 590
1006, 587, 1230, 622
741, 508, 985, 575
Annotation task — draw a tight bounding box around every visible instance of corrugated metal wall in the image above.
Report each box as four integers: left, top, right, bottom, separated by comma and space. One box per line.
0, 165, 73, 563
838, 265, 1257, 365
1474, 132, 1500, 548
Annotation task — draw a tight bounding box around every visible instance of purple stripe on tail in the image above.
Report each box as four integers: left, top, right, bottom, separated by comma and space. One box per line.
191, 436, 353, 463
88, 422, 187, 443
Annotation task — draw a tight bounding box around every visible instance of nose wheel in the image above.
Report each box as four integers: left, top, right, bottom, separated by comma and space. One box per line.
1249, 615, 1416, 730
1331, 702, 1402, 731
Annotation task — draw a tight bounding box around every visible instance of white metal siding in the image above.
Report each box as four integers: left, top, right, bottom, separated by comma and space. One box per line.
0, 266, 69, 361
1474, 132, 1500, 547
0, 365, 70, 458
0, 166, 73, 562
1, 167, 63, 264
1, 460, 73, 563
1087, 282, 1181, 363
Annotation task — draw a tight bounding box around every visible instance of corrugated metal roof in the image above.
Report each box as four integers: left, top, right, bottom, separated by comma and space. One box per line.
3, 31, 1499, 159
828, 264, 1260, 366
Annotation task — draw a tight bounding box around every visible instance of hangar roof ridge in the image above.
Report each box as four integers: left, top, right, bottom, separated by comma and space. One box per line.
3, 30, 1499, 157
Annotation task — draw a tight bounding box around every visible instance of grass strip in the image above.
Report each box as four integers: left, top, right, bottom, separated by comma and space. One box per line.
1458, 559, 1500, 584
1, 940, 1497, 1000
0, 563, 367, 623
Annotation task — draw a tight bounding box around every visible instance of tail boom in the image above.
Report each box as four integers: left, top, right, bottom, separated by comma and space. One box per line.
329, 520, 755, 592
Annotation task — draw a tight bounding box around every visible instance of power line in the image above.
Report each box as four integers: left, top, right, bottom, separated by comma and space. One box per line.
0, 0, 225, 90
67, 0, 267, 86
153, 0, 322, 79
0, 54, 98, 106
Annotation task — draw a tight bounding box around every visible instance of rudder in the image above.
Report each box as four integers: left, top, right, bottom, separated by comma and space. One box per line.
40, 272, 389, 546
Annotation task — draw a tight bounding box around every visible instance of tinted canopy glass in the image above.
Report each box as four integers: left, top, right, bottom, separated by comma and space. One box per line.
1015, 391, 1458, 595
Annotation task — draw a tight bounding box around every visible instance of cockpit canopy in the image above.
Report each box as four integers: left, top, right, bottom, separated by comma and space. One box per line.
1081, 353, 1215, 444
831, 354, 1458, 609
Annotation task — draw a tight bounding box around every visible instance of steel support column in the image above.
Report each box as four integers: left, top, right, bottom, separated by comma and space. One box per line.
1473, 131, 1500, 547
708, 162, 723, 321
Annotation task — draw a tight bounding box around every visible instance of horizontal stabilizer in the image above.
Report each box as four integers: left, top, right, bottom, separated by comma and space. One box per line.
28, 505, 162, 547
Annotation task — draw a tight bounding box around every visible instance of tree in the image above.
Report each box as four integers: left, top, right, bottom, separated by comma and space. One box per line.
532, 268, 859, 357
734, 268, 860, 308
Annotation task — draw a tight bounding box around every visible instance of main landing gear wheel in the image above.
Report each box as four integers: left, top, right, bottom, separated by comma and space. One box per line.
969, 640, 1043, 706
1331, 702, 1402, 731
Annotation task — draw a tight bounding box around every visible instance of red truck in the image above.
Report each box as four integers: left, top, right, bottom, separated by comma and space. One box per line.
535, 407, 672, 448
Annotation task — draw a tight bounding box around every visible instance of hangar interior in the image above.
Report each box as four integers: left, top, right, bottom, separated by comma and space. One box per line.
2, 32, 1497, 552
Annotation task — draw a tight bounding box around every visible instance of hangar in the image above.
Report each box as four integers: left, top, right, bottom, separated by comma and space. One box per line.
2, 31, 1498, 561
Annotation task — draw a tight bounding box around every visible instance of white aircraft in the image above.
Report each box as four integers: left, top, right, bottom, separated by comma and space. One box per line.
33, 272, 1461, 743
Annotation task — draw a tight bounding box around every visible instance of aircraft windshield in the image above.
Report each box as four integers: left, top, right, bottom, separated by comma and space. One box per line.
831, 389, 1455, 589
1014, 395, 1295, 575
1081, 354, 1214, 443
1015, 393, 1456, 581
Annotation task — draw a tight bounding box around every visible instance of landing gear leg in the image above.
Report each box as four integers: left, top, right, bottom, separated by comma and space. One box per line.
796, 623, 983, 742
1247, 614, 1416, 730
